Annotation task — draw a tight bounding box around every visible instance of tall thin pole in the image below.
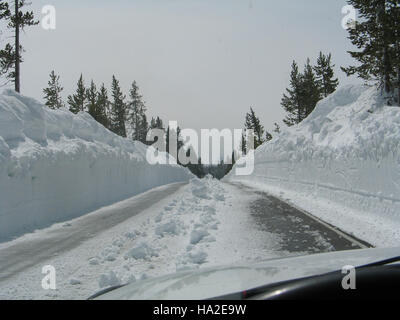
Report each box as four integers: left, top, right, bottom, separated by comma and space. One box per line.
15, 0, 20, 93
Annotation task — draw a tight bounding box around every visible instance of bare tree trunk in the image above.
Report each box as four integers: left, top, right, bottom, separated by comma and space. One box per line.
397, 66, 400, 106
379, 0, 391, 97
397, 30, 400, 106
383, 47, 391, 94
15, 0, 20, 93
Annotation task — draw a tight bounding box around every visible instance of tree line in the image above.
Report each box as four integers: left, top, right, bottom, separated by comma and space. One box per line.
43, 71, 165, 145
234, 52, 339, 157
44, 50, 338, 173
281, 52, 339, 127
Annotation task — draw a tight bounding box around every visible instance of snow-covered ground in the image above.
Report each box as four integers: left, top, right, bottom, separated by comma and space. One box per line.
0, 177, 282, 300
225, 84, 400, 247
0, 90, 192, 242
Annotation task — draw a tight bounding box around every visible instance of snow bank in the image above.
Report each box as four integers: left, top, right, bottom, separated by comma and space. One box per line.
0, 90, 192, 242
225, 84, 400, 247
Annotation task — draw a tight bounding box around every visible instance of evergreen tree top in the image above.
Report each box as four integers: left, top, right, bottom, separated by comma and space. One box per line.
43, 70, 63, 110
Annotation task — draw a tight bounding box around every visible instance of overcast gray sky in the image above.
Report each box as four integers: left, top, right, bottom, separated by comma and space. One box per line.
3, 0, 359, 133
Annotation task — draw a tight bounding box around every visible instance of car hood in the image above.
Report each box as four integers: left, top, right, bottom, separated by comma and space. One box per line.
95, 247, 400, 300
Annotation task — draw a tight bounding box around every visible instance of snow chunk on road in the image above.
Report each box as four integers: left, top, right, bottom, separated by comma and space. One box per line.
187, 250, 208, 264
155, 219, 182, 237
190, 228, 210, 244
191, 177, 212, 199
124, 243, 159, 260
98, 271, 121, 289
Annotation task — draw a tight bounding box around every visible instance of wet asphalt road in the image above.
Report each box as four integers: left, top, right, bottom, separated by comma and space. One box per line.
229, 182, 372, 254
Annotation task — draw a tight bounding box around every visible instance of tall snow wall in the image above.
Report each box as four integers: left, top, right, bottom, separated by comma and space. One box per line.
0, 90, 192, 242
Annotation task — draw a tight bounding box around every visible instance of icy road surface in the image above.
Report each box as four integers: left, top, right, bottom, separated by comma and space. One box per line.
0, 183, 186, 280
0, 177, 367, 300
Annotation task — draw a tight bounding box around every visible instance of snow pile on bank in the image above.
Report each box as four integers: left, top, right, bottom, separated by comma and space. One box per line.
0, 90, 192, 242
226, 84, 400, 247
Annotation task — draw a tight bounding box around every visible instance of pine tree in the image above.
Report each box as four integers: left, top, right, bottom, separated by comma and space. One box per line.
314, 52, 339, 98
342, 0, 394, 97
96, 83, 110, 128
0, 44, 14, 85
43, 70, 64, 110
156, 117, 163, 129
127, 81, 147, 142
109, 75, 127, 137
176, 126, 184, 152
301, 58, 322, 117
67, 74, 86, 114
281, 58, 324, 126
150, 116, 164, 130
281, 61, 305, 126
149, 116, 164, 146
86, 80, 98, 118
150, 117, 156, 129
244, 107, 265, 149
240, 131, 247, 155
139, 113, 149, 144
85, 80, 109, 129
0, 0, 38, 92
166, 126, 184, 160
183, 147, 205, 177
